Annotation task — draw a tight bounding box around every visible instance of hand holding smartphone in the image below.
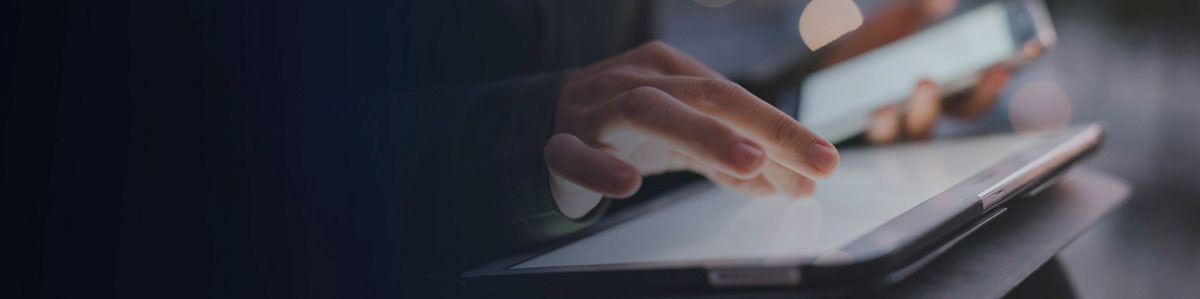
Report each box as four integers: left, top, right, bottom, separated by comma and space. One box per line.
788, 0, 1056, 143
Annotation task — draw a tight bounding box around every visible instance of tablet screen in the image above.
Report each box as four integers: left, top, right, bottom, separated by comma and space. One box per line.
513, 132, 1042, 269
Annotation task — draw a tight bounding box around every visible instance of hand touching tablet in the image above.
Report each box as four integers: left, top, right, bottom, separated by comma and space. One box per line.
545, 41, 839, 218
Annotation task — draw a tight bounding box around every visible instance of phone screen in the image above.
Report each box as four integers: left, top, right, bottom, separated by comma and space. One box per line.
512, 132, 1043, 269
800, 2, 1016, 143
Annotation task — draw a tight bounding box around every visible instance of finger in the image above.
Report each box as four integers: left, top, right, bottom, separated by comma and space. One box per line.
676, 154, 776, 196
614, 86, 766, 178
921, 0, 959, 20
544, 133, 641, 198
947, 67, 1009, 120
702, 168, 778, 197
761, 159, 817, 198
903, 80, 941, 140
867, 106, 902, 144
606, 41, 726, 79
642, 76, 839, 179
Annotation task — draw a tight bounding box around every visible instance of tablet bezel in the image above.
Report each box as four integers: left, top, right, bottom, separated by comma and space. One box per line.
460, 123, 1103, 292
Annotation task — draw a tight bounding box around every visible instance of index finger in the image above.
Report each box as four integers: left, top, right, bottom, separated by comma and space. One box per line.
646, 76, 839, 179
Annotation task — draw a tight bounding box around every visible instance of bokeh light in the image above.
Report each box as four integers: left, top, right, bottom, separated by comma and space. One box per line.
1008, 81, 1073, 134
798, 0, 864, 51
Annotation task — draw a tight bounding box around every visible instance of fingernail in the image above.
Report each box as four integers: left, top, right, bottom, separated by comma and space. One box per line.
730, 141, 765, 171
808, 142, 839, 173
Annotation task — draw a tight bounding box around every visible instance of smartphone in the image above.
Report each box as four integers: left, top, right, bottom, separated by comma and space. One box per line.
782, 0, 1056, 143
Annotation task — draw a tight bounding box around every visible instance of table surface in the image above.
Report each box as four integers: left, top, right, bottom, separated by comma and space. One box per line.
616, 168, 1129, 299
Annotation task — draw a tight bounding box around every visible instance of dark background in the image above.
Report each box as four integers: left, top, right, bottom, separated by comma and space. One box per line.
8, 0, 425, 297
6, 0, 1199, 297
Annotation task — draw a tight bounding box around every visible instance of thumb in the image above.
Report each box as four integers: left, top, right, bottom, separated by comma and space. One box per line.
544, 133, 640, 219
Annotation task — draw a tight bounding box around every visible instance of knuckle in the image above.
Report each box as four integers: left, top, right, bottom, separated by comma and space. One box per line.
696, 78, 738, 96
642, 40, 669, 51
637, 40, 675, 58
693, 78, 739, 111
769, 116, 803, 147
619, 86, 662, 119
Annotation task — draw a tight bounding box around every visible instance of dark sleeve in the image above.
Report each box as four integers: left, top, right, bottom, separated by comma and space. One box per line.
396, 72, 609, 278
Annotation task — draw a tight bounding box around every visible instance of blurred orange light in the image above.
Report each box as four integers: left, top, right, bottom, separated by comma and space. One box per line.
799, 0, 864, 51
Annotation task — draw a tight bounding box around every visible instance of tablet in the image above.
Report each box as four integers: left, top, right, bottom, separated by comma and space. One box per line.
462, 123, 1103, 293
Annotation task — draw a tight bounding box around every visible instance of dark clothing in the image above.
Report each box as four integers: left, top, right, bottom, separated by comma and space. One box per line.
397, 0, 654, 295
398, 73, 605, 294
18, 0, 652, 297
